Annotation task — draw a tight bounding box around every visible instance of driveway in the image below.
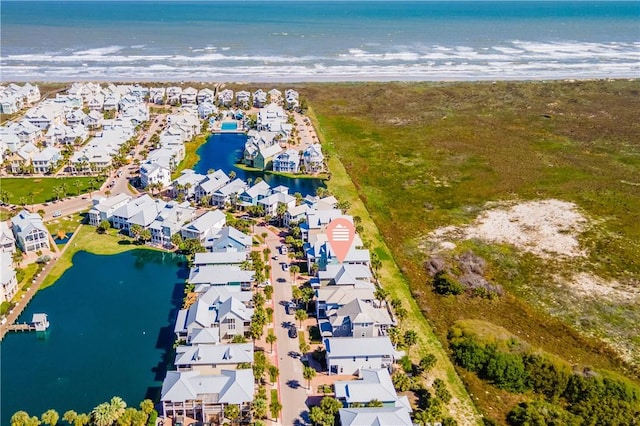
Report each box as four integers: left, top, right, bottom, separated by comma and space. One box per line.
259, 224, 310, 425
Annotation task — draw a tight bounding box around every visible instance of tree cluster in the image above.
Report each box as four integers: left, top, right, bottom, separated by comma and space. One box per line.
448, 327, 640, 425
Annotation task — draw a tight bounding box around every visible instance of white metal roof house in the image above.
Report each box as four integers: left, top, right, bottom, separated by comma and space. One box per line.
324, 336, 398, 376
160, 369, 254, 422
11, 210, 50, 253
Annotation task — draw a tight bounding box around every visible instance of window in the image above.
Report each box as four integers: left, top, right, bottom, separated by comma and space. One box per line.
227, 319, 236, 330
365, 356, 369, 361
353, 357, 356, 362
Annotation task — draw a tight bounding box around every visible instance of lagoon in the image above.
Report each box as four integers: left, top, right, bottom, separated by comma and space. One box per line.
0, 250, 186, 424
194, 132, 325, 197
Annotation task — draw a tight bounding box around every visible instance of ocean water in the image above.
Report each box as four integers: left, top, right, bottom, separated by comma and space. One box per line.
1, 1, 639, 81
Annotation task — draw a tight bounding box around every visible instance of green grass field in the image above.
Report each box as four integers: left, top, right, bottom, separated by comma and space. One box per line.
303, 79, 640, 423
1, 176, 105, 204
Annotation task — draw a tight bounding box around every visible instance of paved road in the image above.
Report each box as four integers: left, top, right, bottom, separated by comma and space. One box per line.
259, 224, 310, 426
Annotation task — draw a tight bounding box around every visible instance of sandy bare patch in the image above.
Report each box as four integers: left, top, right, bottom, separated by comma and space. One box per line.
427, 199, 588, 258
565, 272, 640, 303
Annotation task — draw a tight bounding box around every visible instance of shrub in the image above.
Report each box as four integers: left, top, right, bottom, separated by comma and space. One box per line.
432, 271, 465, 295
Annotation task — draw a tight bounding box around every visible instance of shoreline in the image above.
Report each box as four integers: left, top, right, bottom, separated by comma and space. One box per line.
2, 76, 639, 85
234, 162, 328, 181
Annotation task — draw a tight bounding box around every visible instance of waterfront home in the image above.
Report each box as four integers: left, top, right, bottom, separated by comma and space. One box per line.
194, 170, 230, 204
324, 336, 397, 375
174, 343, 254, 373
67, 82, 101, 102
303, 143, 325, 173
180, 87, 198, 105
175, 293, 253, 340
336, 369, 412, 425
170, 169, 206, 200
320, 298, 395, 338
110, 194, 165, 234
273, 149, 300, 173
32, 146, 61, 174
0, 222, 16, 253
193, 251, 246, 268
253, 89, 268, 108
149, 201, 197, 247
140, 161, 172, 189
339, 407, 412, 426
315, 286, 375, 318
217, 89, 234, 107
1, 251, 18, 302
181, 210, 227, 243
268, 88, 282, 105
88, 193, 132, 226
11, 210, 50, 253
257, 191, 296, 217
243, 130, 282, 170
205, 226, 252, 253
285, 89, 299, 110
150, 87, 166, 104
197, 88, 215, 104
235, 90, 250, 109
237, 180, 271, 207
188, 264, 254, 289
211, 179, 248, 208
160, 369, 254, 422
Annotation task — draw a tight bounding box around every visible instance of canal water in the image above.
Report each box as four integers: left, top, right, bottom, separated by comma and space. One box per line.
194, 132, 325, 197
0, 250, 186, 424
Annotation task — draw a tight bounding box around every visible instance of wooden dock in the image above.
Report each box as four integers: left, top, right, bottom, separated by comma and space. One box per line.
7, 323, 36, 332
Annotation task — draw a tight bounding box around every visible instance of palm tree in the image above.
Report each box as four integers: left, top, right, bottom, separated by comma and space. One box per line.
289, 264, 300, 284
73, 414, 89, 426
268, 364, 279, 385
374, 286, 389, 308
366, 399, 383, 408
404, 330, 418, 348
62, 411, 77, 426
266, 330, 277, 353
109, 396, 127, 422
41, 410, 59, 426
299, 340, 310, 356
91, 402, 116, 426
10, 411, 32, 426
18, 196, 27, 208
295, 309, 308, 329
28, 191, 35, 206
224, 404, 240, 425
269, 398, 282, 422
0, 190, 11, 204
73, 180, 83, 196
302, 366, 316, 389
252, 398, 267, 421
276, 202, 287, 226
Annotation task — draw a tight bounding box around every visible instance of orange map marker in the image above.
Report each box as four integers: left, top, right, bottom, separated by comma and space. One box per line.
326, 218, 356, 263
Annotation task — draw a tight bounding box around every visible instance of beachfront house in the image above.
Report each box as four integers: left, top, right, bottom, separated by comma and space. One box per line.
197, 88, 215, 104
285, 89, 299, 110
11, 210, 50, 253
268, 88, 282, 105
160, 369, 254, 423
180, 87, 198, 105
235, 91, 250, 109
181, 210, 227, 243
166, 86, 182, 105
253, 89, 268, 108
217, 89, 234, 107
324, 336, 397, 376
150, 87, 166, 104
273, 149, 300, 173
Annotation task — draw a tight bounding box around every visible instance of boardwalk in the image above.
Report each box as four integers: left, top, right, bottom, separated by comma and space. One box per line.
0, 225, 80, 340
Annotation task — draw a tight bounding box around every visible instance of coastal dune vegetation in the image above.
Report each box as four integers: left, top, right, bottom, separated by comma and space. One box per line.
302, 79, 640, 424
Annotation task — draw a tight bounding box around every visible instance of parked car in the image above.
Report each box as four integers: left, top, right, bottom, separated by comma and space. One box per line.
53, 210, 62, 217
288, 327, 298, 339
282, 263, 290, 271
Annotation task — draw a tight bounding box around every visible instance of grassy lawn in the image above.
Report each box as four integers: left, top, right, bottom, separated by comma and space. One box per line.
40, 224, 160, 290
308, 106, 482, 425
304, 79, 640, 423
1, 176, 105, 205
172, 132, 211, 179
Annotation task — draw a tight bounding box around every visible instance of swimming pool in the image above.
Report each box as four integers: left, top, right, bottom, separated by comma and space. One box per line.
221, 121, 238, 130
